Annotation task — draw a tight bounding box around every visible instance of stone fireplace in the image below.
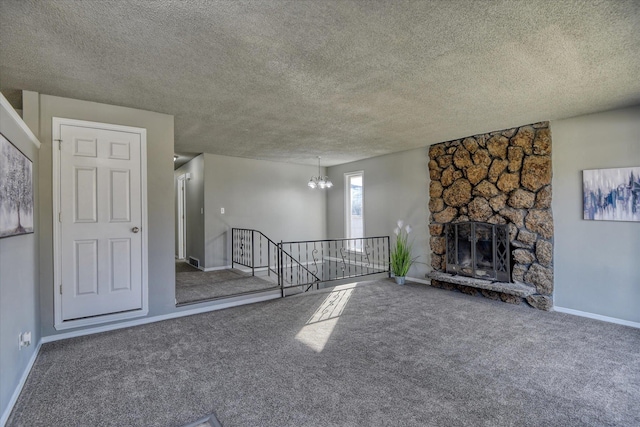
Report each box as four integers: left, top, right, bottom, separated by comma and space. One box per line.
427, 122, 553, 310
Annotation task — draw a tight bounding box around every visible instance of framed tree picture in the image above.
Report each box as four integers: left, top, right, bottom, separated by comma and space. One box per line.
583, 166, 640, 222
0, 133, 34, 238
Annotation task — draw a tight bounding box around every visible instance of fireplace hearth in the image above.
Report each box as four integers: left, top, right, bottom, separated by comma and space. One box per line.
445, 221, 510, 282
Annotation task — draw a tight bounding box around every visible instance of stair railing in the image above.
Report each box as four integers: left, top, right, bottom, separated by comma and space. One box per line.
278, 236, 390, 291
231, 228, 280, 278
232, 228, 321, 296
232, 228, 390, 296
277, 241, 322, 294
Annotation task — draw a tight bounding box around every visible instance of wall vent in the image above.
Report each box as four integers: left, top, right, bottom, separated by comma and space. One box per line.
188, 256, 200, 268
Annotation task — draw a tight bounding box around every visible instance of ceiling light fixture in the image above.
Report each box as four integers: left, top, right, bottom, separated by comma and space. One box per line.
308, 156, 332, 189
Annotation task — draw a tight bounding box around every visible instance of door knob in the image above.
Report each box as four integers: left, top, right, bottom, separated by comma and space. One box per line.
132, 227, 140, 233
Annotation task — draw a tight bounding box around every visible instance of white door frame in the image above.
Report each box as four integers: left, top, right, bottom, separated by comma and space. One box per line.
52, 117, 149, 330
177, 174, 187, 259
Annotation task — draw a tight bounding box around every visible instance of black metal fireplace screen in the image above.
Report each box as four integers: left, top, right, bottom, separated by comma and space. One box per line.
445, 221, 510, 282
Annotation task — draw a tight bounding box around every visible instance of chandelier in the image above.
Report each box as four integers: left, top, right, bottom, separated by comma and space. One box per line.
308, 156, 333, 189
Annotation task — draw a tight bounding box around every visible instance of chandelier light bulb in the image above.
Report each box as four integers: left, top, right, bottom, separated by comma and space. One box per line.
308, 157, 332, 190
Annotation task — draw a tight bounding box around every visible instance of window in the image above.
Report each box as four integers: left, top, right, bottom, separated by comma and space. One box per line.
345, 171, 364, 250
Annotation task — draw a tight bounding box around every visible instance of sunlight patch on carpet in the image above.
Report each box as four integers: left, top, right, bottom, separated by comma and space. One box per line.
295, 285, 354, 352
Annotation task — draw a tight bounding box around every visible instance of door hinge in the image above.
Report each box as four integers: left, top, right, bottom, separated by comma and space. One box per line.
54, 139, 62, 150
58, 212, 62, 222
59, 284, 63, 295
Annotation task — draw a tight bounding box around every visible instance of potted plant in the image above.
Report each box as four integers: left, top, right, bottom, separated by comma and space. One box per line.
391, 220, 417, 285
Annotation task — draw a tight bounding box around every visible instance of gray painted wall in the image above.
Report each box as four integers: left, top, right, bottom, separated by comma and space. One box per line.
174, 155, 205, 265
203, 153, 326, 268
327, 148, 431, 279
0, 94, 40, 419
27, 93, 177, 337
551, 107, 640, 323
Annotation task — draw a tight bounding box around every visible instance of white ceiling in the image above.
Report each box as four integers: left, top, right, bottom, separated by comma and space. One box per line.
1, 0, 639, 166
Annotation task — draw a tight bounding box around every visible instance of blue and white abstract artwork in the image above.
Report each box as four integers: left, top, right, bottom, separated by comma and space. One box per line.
583, 166, 640, 222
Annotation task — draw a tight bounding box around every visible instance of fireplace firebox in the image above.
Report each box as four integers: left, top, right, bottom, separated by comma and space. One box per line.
445, 222, 510, 282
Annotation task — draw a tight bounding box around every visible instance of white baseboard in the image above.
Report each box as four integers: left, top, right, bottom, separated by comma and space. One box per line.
202, 265, 232, 272
232, 266, 278, 275
41, 291, 280, 344
324, 256, 387, 271
553, 306, 640, 329
406, 277, 431, 285
1, 341, 42, 427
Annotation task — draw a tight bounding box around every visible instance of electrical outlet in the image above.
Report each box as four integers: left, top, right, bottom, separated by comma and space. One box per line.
220, 207, 225, 214
19, 332, 31, 349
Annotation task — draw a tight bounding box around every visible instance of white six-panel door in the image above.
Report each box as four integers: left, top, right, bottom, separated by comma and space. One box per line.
53, 118, 148, 328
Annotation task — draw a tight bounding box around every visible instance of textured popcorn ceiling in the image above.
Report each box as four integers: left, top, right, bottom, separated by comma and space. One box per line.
1, 0, 639, 166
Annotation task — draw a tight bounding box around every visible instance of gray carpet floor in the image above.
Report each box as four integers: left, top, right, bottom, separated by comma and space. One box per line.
8, 280, 640, 427
175, 261, 277, 304
176, 261, 201, 273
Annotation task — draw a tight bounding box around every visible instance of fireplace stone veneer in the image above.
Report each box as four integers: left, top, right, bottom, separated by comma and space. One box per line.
427, 122, 553, 310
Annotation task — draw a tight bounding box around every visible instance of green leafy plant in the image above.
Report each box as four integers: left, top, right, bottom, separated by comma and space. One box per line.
390, 220, 417, 277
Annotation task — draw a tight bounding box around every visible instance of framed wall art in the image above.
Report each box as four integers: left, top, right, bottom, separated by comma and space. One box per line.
0, 133, 34, 237
583, 166, 640, 222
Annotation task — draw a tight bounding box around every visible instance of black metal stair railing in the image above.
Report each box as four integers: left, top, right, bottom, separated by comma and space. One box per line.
231, 228, 322, 296
231, 228, 390, 296
278, 236, 391, 292
231, 228, 279, 278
